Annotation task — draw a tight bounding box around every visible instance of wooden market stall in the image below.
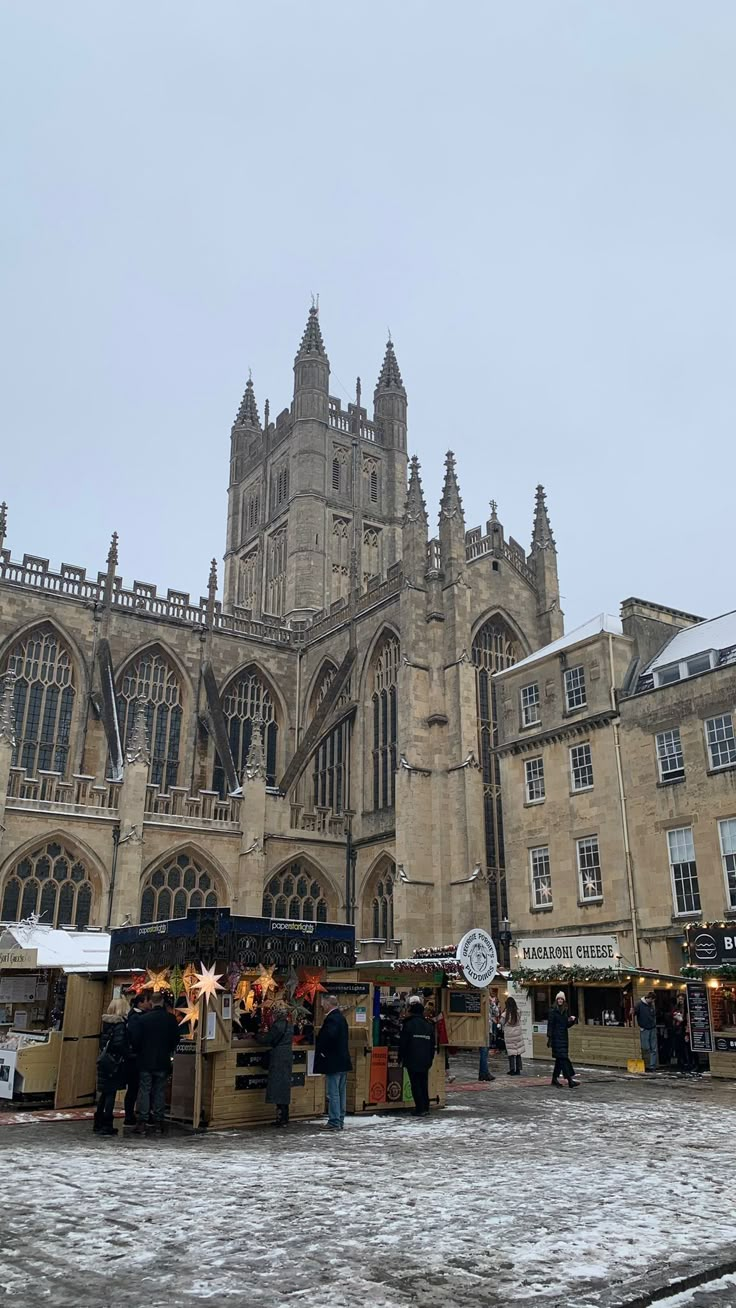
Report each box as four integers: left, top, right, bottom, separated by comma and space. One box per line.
683, 923, 736, 1080
0, 922, 110, 1107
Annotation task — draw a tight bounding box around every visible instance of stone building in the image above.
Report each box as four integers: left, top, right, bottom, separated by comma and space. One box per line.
495, 597, 736, 973
0, 307, 563, 956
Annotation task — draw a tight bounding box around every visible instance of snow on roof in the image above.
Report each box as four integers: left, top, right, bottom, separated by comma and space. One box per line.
1, 922, 110, 972
494, 613, 623, 677
645, 609, 736, 673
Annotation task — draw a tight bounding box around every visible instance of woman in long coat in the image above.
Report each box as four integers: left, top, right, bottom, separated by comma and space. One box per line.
501, 996, 525, 1076
93, 996, 132, 1136
547, 992, 579, 1088
258, 1002, 295, 1127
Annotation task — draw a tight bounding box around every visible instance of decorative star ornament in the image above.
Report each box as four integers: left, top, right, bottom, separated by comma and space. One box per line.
284, 966, 300, 1000
191, 962, 225, 1005
182, 964, 199, 998
167, 965, 185, 1001
227, 963, 242, 995
235, 977, 250, 1003
294, 968, 327, 1005
145, 968, 171, 994
176, 999, 200, 1036
257, 964, 278, 998
127, 972, 149, 995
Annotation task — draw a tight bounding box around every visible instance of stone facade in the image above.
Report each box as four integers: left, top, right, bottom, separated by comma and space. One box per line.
0, 309, 562, 955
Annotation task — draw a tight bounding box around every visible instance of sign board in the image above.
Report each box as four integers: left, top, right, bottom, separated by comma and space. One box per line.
514, 935, 618, 970
686, 981, 714, 1054
0, 948, 38, 970
714, 1036, 736, 1054
507, 980, 535, 1060
456, 929, 498, 988
686, 925, 736, 968
448, 991, 482, 1014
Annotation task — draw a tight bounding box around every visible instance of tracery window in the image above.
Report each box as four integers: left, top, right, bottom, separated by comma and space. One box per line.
366, 862, 395, 940
4, 625, 75, 775
262, 864, 331, 922
331, 518, 350, 604
371, 633, 399, 811
332, 447, 348, 495
140, 852, 222, 924
271, 464, 289, 512
117, 649, 182, 791
241, 484, 261, 538
310, 665, 352, 814
472, 618, 520, 945
238, 548, 259, 610
1, 840, 94, 928
363, 457, 379, 505
265, 527, 287, 617
363, 527, 381, 589
214, 666, 278, 796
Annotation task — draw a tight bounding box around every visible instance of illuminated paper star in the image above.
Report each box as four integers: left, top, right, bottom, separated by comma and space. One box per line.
182, 964, 199, 998
294, 968, 327, 1005
235, 977, 250, 1003
176, 999, 200, 1037
190, 962, 225, 1004
257, 964, 278, 998
145, 968, 171, 994
284, 966, 300, 999
127, 972, 149, 995
166, 966, 184, 1000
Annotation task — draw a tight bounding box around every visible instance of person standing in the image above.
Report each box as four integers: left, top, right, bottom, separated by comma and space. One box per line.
501, 995, 524, 1075
398, 995, 436, 1116
315, 995, 352, 1131
636, 991, 658, 1071
93, 997, 131, 1136
257, 1001, 295, 1127
123, 990, 152, 1127
547, 992, 579, 1088
130, 992, 180, 1135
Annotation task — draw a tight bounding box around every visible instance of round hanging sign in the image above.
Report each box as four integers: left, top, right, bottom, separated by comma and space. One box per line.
456, 928, 498, 988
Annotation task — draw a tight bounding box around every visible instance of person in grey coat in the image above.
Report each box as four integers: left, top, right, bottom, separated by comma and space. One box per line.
257, 1002, 295, 1127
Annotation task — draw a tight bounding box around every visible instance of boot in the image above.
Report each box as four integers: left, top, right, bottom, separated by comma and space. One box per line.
507, 1059, 515, 1075
516, 1058, 523, 1076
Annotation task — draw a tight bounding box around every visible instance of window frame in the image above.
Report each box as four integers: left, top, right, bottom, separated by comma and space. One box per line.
718, 817, 736, 912
667, 826, 701, 917
655, 728, 685, 783
569, 742, 594, 792
520, 682, 540, 728
530, 845, 552, 910
576, 834, 603, 903
564, 665, 587, 712
524, 755, 545, 804
705, 714, 736, 772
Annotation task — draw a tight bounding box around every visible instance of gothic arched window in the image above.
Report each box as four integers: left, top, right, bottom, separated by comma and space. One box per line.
310, 664, 352, 814
214, 667, 278, 796
139, 851, 223, 924
262, 864, 332, 922
238, 548, 259, 610
4, 625, 75, 776
472, 617, 520, 943
371, 633, 399, 811
363, 860, 395, 941
363, 527, 380, 589
1, 840, 95, 928
117, 648, 183, 791
331, 517, 350, 605
265, 527, 287, 617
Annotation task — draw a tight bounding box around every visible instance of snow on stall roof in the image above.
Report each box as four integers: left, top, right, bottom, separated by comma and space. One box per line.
1, 921, 110, 972
494, 612, 623, 676
645, 608, 736, 672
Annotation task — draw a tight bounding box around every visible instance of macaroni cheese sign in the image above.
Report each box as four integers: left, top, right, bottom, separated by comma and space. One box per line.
515, 935, 618, 970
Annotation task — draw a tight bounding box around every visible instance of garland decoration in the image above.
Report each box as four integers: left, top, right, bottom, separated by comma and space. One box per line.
510, 965, 630, 986
681, 965, 736, 982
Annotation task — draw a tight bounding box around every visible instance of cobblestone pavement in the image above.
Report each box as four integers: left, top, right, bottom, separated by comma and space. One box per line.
2, 1058, 735, 1308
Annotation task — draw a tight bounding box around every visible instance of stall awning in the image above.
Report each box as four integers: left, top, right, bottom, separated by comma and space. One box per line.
0, 923, 111, 973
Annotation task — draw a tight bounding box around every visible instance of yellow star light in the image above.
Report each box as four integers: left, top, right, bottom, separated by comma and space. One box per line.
176, 1000, 200, 1037
182, 964, 199, 998
257, 964, 278, 998
191, 962, 225, 1005
145, 968, 171, 993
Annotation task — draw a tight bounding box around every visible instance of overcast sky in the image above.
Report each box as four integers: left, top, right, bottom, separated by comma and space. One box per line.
2, 2, 734, 629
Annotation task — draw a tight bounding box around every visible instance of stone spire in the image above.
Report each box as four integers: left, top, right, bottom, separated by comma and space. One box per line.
103, 531, 119, 607
531, 484, 555, 550
0, 501, 7, 554
107, 530, 119, 569
244, 714, 265, 781
234, 375, 261, 429
0, 672, 16, 747
440, 451, 464, 522
439, 451, 466, 583
404, 455, 428, 526
376, 337, 405, 393
206, 558, 218, 626
296, 303, 327, 359
126, 699, 151, 766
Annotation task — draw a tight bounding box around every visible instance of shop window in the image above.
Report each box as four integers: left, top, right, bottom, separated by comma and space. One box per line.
262, 864, 330, 921
4, 624, 75, 776
214, 667, 278, 796
524, 756, 545, 803
667, 826, 701, 916
579, 986, 632, 1027
139, 853, 222, 924
532, 986, 579, 1023
371, 634, 400, 812
564, 665, 587, 712
0, 842, 94, 927
117, 648, 183, 791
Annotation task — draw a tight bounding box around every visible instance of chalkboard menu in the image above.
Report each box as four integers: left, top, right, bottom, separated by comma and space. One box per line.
448, 991, 482, 1014
686, 981, 713, 1053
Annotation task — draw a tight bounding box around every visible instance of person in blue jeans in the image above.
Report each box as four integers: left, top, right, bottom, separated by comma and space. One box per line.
636, 991, 658, 1070
315, 995, 352, 1130
130, 993, 180, 1135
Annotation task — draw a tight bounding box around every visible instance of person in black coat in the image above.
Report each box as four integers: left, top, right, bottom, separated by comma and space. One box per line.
315, 996, 353, 1130
257, 1003, 295, 1127
547, 992, 579, 1088
398, 996, 436, 1116
94, 997, 132, 1136
130, 994, 180, 1133
123, 991, 152, 1126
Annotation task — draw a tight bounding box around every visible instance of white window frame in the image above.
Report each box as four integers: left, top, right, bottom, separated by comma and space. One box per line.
524, 756, 545, 804
655, 728, 685, 783
654, 650, 715, 688
564, 665, 587, 712
667, 826, 701, 917
576, 835, 603, 902
530, 845, 552, 909
570, 742, 594, 792
705, 714, 736, 771
520, 683, 540, 728
718, 818, 736, 912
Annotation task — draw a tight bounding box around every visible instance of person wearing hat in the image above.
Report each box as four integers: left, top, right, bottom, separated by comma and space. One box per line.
398, 995, 436, 1116
547, 991, 578, 1088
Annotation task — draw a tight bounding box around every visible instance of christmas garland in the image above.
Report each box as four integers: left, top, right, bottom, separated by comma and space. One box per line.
681, 965, 736, 982
510, 965, 629, 986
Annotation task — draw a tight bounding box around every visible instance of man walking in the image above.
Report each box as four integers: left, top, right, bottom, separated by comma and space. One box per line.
315, 995, 352, 1130
399, 995, 436, 1117
123, 990, 152, 1127
636, 990, 658, 1071
130, 992, 180, 1135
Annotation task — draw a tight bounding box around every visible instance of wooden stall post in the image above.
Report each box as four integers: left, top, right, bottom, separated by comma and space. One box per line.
192, 994, 206, 1130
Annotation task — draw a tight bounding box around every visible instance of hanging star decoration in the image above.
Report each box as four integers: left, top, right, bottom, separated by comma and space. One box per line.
294, 968, 327, 1005
176, 998, 200, 1037
227, 963, 242, 995
190, 962, 225, 1005
167, 966, 185, 1002
283, 966, 300, 1000
234, 976, 250, 1003
257, 964, 278, 999
145, 968, 171, 994
182, 963, 199, 999
127, 972, 149, 995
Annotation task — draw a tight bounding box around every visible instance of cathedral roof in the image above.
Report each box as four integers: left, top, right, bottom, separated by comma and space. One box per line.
297, 305, 327, 357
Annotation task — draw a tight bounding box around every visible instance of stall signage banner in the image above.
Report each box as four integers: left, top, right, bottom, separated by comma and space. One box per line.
686, 981, 714, 1053
325, 983, 370, 996
369, 1046, 388, 1103
456, 929, 498, 988
515, 935, 618, 970
714, 1036, 736, 1054
0, 948, 37, 969
507, 980, 535, 1060
686, 925, 736, 967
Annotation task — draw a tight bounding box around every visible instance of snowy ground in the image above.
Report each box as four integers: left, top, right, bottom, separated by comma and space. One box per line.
3, 1057, 736, 1308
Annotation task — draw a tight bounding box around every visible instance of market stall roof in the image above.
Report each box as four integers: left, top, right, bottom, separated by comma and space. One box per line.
0, 921, 110, 973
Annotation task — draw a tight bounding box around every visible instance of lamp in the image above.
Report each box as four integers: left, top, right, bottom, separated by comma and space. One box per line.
499, 918, 513, 951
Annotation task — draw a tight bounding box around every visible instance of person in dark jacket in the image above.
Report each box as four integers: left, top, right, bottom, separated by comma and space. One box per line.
636, 991, 658, 1071
315, 996, 353, 1130
398, 995, 436, 1116
123, 991, 152, 1127
547, 992, 579, 1088
257, 1003, 295, 1127
93, 997, 132, 1136
130, 993, 180, 1134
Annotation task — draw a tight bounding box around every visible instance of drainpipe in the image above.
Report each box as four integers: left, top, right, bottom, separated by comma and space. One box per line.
106, 822, 120, 931
608, 633, 640, 967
